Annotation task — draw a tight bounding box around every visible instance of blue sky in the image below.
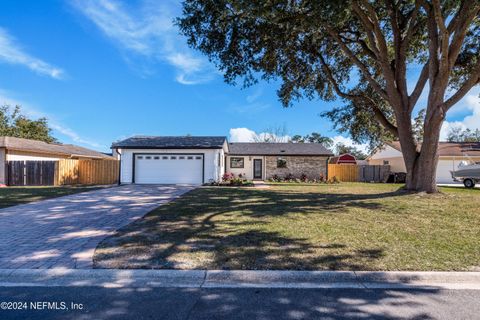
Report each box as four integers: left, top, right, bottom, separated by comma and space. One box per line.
0, 0, 479, 152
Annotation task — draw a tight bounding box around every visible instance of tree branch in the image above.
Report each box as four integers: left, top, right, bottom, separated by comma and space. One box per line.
432, 0, 450, 75
319, 55, 398, 137
386, 0, 410, 112
325, 27, 389, 102
443, 63, 480, 111
447, 4, 480, 68
354, 0, 399, 107
403, 0, 421, 45
351, 2, 380, 57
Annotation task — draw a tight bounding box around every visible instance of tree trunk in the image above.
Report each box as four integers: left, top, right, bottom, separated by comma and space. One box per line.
399, 106, 444, 193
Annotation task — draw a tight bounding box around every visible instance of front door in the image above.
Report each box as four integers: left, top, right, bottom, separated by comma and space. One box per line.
253, 159, 262, 179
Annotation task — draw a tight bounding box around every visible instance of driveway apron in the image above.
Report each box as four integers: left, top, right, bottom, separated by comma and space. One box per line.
0, 185, 194, 269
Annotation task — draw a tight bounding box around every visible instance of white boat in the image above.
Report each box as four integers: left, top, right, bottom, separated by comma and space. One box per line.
451, 160, 480, 188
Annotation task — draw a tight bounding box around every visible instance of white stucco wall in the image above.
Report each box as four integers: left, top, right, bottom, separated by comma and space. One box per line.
118, 148, 225, 184
226, 155, 266, 180
368, 157, 407, 172
0, 148, 5, 185
369, 145, 403, 160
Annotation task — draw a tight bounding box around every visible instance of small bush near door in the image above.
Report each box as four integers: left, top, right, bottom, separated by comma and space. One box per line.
205, 172, 254, 186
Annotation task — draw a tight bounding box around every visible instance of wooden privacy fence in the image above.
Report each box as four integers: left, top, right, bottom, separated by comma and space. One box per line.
328, 164, 390, 183
6, 161, 56, 186
7, 159, 119, 186
55, 159, 119, 185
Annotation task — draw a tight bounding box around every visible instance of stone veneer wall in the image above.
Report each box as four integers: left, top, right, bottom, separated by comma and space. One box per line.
265, 156, 329, 180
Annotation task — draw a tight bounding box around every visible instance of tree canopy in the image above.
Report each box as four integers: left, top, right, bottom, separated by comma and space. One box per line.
335, 143, 368, 160
0, 105, 57, 143
291, 132, 334, 148
178, 0, 480, 192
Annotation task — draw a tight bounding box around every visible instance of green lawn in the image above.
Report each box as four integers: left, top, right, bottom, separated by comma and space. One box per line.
0, 186, 105, 209
93, 183, 480, 271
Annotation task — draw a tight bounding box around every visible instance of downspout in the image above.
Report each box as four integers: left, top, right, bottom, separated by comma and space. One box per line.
115, 147, 122, 185
326, 156, 331, 180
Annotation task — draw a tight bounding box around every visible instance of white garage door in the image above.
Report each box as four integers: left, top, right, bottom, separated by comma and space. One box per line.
134, 154, 203, 184
436, 159, 456, 183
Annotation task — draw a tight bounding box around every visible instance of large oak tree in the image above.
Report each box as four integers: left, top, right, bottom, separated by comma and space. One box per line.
178, 0, 480, 193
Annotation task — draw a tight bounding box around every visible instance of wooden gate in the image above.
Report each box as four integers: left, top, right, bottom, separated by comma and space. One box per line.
7, 161, 56, 186
327, 164, 359, 182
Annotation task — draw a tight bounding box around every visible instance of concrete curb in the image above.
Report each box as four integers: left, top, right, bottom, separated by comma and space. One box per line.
0, 269, 479, 289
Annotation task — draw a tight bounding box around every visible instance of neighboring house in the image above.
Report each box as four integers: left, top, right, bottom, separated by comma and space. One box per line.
112, 136, 333, 184
226, 142, 332, 181
368, 141, 480, 183
0, 136, 115, 185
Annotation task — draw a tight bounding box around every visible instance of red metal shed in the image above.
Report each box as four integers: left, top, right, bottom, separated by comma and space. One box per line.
329, 153, 357, 164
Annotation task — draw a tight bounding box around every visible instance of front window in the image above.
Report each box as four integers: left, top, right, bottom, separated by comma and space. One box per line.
383, 160, 390, 165
277, 158, 287, 168
230, 157, 244, 168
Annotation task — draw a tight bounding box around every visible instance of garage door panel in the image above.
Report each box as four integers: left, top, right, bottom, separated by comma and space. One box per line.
135, 154, 203, 184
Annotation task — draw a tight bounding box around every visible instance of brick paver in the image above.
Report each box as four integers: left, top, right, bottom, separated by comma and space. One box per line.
0, 185, 194, 269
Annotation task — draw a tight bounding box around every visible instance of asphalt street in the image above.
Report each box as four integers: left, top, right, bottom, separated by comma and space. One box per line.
0, 286, 479, 320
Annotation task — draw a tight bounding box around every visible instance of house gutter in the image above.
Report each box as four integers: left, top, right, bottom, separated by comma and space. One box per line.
115, 147, 122, 185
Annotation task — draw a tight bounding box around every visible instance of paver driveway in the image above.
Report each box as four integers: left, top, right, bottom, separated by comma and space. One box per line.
0, 185, 195, 269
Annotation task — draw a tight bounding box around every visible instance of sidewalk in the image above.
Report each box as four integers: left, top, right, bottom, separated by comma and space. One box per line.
1, 269, 479, 290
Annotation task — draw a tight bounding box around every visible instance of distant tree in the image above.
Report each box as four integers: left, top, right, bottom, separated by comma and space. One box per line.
0, 105, 57, 143
291, 134, 305, 143
306, 132, 334, 148
446, 126, 480, 142
290, 132, 334, 149
335, 142, 368, 160
412, 109, 426, 143
253, 124, 289, 143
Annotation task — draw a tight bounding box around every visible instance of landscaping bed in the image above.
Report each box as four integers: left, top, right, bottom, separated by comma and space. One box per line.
93, 183, 480, 271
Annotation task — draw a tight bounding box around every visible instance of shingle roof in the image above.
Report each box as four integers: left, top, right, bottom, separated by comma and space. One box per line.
0, 136, 114, 159
112, 136, 227, 149
228, 142, 333, 156
388, 141, 480, 157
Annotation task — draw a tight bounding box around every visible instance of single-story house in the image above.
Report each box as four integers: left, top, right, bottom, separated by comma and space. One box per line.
0, 136, 115, 185
112, 136, 333, 184
368, 141, 480, 183
226, 142, 332, 180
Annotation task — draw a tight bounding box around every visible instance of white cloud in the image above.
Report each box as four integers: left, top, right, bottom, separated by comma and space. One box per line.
0, 27, 65, 79
441, 91, 480, 140
229, 128, 257, 142
229, 127, 290, 142
332, 135, 369, 154
71, 0, 213, 84
49, 124, 102, 149
0, 90, 102, 149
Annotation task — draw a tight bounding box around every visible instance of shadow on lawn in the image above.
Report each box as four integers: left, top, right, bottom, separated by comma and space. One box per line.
94, 187, 396, 270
